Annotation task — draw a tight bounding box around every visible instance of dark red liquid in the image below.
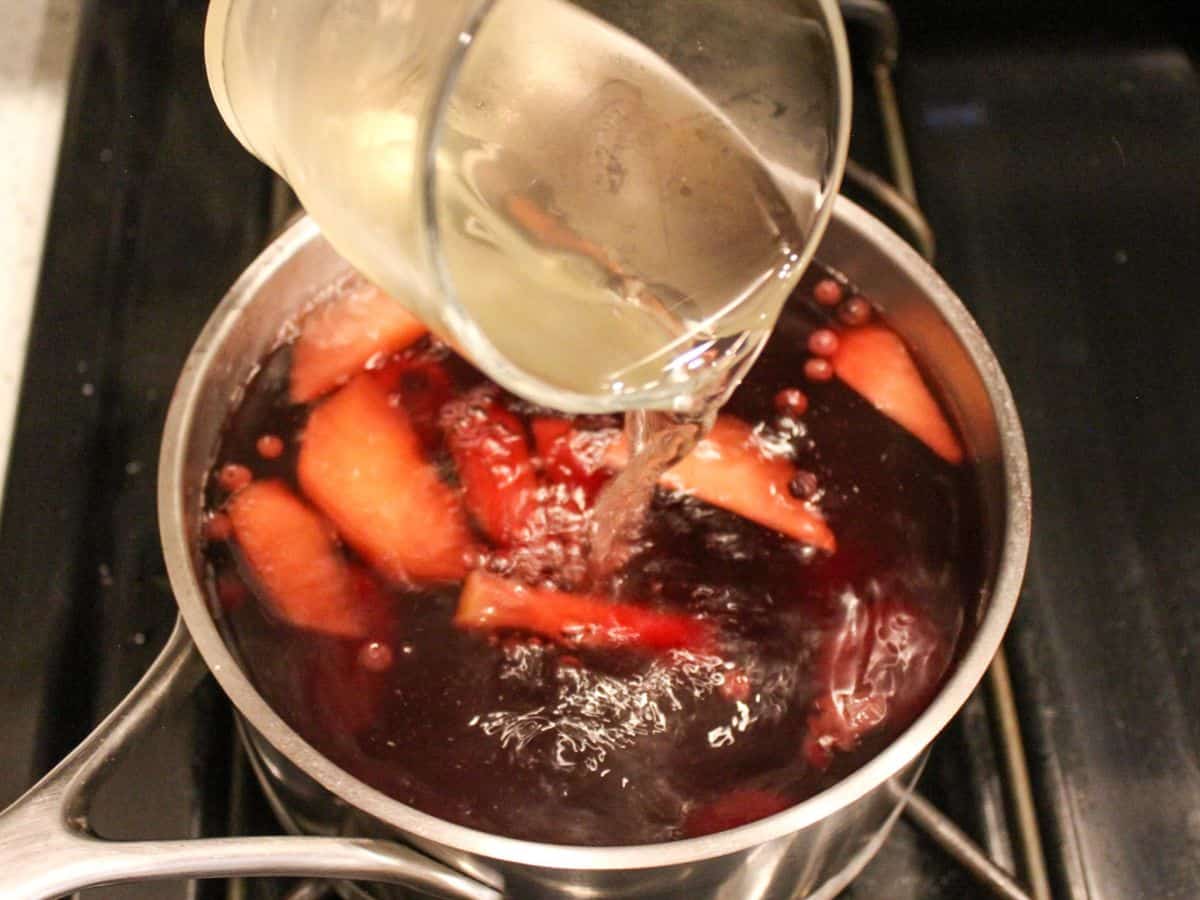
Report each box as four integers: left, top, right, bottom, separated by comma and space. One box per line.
204, 267, 983, 846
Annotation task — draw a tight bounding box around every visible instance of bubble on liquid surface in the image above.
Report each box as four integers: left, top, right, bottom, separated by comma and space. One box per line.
474, 650, 727, 773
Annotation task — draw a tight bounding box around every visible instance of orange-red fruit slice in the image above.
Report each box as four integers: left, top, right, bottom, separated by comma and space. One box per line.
226, 479, 369, 638
831, 325, 964, 464
532, 416, 614, 501
290, 282, 427, 404
298, 374, 473, 583
606, 415, 836, 553
530, 417, 573, 459
444, 392, 539, 544
504, 192, 614, 269
455, 570, 715, 653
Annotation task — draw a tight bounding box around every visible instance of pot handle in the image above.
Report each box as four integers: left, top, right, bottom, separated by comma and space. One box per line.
0, 618, 502, 900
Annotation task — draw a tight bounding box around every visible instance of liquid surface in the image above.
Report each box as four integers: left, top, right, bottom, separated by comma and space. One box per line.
205, 267, 982, 845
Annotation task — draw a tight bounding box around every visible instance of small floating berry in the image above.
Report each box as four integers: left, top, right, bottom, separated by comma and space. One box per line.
813, 278, 844, 306
774, 388, 809, 417
217, 463, 252, 493
256, 434, 284, 460
804, 358, 834, 382
837, 297, 872, 326
788, 470, 820, 500
204, 511, 232, 542
807, 329, 839, 358
358, 641, 395, 673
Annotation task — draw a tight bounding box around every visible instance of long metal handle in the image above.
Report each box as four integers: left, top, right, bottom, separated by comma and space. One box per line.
0, 618, 500, 900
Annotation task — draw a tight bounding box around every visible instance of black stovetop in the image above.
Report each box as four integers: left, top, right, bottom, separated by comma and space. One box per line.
1, 2, 1196, 898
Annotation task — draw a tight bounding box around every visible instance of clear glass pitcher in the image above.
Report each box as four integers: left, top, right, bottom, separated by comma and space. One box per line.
205, 0, 851, 413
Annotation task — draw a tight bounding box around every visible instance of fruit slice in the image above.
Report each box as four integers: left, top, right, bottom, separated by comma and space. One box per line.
803, 592, 950, 769
605, 415, 836, 553
371, 354, 454, 452
455, 570, 715, 653
290, 282, 427, 403
532, 416, 614, 501
505, 192, 615, 271
831, 325, 964, 464
530, 416, 572, 460
444, 391, 539, 544
226, 479, 369, 638
298, 374, 473, 583
684, 789, 794, 837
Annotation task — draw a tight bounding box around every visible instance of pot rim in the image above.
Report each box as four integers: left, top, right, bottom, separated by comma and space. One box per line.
158, 197, 1030, 872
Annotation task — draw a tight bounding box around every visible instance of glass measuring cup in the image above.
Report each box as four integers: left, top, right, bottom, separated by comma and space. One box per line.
206, 0, 851, 413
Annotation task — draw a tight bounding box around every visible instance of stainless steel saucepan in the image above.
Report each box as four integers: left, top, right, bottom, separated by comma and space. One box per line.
0, 197, 1030, 899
